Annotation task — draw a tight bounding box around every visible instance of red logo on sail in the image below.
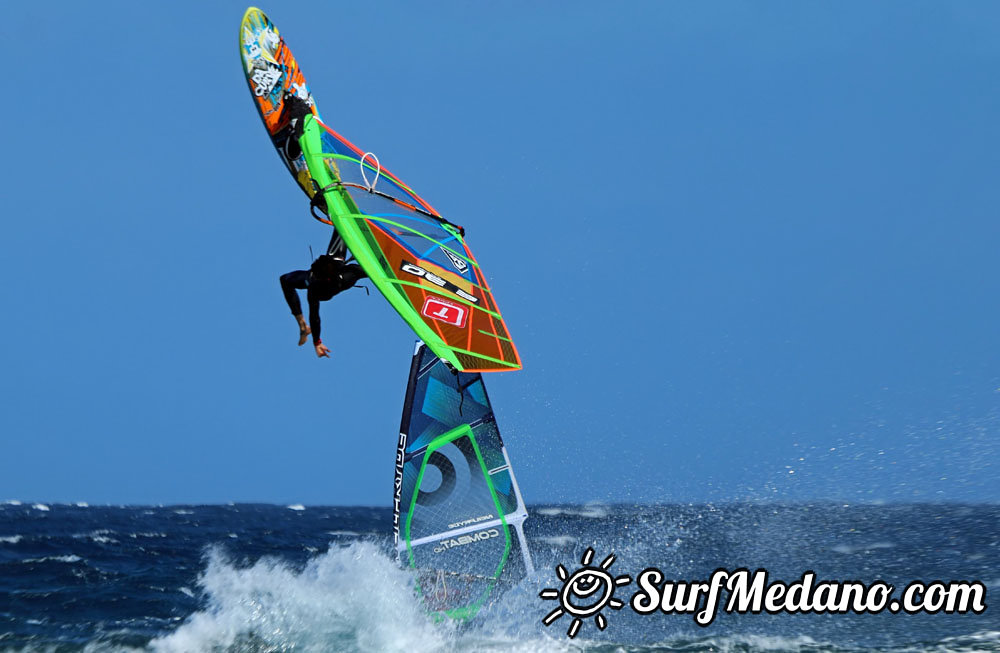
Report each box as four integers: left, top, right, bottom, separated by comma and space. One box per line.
422, 297, 468, 328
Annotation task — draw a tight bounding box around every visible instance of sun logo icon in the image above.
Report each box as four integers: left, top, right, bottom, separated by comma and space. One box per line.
539, 547, 631, 638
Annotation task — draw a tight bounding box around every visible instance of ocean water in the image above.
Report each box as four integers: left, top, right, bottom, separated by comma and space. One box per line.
0, 501, 996, 652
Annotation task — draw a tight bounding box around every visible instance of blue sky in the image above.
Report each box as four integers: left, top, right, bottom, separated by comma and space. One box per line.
3, 1, 998, 505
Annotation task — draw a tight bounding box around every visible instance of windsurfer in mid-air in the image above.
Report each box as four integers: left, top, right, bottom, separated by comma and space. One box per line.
277, 91, 366, 358
280, 232, 366, 358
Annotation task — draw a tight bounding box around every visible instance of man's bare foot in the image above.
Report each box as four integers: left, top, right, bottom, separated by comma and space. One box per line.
294, 314, 311, 346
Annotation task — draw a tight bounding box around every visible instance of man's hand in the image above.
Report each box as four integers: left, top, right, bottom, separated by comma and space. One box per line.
295, 315, 310, 346
315, 343, 331, 358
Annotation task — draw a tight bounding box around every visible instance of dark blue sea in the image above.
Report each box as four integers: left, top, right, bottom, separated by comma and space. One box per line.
0, 502, 996, 651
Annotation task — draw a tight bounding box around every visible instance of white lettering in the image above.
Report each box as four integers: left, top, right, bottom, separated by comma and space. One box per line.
433, 528, 500, 553
630, 569, 663, 614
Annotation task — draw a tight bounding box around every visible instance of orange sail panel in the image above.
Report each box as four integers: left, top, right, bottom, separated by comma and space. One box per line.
300, 116, 521, 372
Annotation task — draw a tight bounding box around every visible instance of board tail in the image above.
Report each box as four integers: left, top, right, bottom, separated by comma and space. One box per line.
393, 341, 533, 620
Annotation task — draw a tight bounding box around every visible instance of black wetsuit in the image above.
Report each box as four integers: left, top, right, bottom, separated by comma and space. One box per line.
280, 232, 366, 345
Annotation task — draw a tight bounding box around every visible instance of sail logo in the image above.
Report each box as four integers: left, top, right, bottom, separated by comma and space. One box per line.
422, 298, 468, 329
400, 261, 478, 304
448, 514, 494, 529
443, 249, 469, 274
392, 432, 406, 546
433, 528, 500, 553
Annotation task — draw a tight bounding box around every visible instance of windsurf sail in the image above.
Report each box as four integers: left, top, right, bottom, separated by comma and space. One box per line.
394, 341, 533, 620
299, 114, 521, 373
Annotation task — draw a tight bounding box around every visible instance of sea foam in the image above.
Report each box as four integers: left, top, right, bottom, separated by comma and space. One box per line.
149, 542, 451, 653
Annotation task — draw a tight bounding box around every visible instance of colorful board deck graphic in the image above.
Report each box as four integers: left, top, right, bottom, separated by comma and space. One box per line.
394, 342, 533, 620
239, 7, 319, 198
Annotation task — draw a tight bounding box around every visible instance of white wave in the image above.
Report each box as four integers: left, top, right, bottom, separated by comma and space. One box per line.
958, 630, 1000, 643
173, 509, 194, 515
75, 502, 89, 507
325, 530, 360, 537
287, 503, 306, 511
535, 505, 609, 519
72, 529, 118, 544
23, 555, 82, 564
934, 631, 1000, 652
32, 503, 50, 512
537, 535, 576, 547
534, 507, 563, 516
653, 634, 826, 651
830, 541, 895, 555
3, 500, 22, 506
150, 542, 451, 653
178, 586, 195, 598
147, 541, 664, 652
0, 535, 23, 544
